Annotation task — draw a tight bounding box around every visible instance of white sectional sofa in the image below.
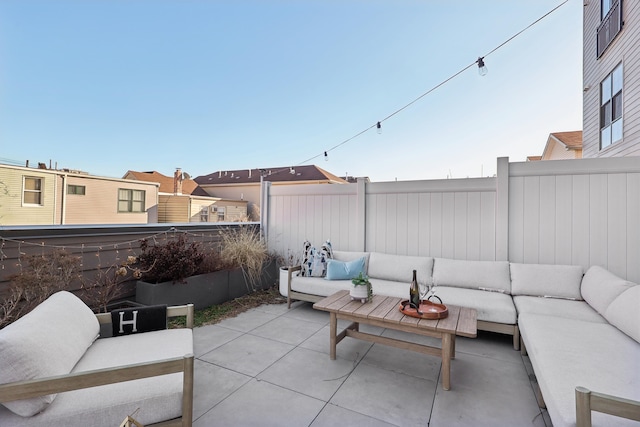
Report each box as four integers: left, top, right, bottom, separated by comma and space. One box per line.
283, 251, 520, 349
281, 251, 640, 426
0, 291, 194, 427
517, 265, 640, 427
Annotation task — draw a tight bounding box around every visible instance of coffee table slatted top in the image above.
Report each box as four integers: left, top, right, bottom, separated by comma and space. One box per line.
314, 290, 477, 338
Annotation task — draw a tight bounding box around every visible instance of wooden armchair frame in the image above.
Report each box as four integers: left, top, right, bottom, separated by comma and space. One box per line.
576, 386, 640, 427
0, 304, 195, 427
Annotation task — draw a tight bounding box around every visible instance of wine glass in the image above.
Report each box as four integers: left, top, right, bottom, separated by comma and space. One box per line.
419, 276, 433, 302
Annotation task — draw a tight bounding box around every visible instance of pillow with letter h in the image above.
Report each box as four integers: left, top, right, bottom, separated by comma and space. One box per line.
111, 305, 168, 337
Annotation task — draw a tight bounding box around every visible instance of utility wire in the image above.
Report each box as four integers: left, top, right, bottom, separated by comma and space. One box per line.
273, 0, 570, 175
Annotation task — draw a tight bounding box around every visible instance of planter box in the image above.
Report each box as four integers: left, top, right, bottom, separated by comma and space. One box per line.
136, 271, 229, 310
136, 261, 279, 309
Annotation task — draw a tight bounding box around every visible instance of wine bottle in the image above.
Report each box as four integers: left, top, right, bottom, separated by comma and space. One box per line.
410, 269, 420, 308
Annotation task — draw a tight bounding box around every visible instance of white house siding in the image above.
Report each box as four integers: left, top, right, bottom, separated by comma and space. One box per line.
0, 166, 57, 225
266, 157, 640, 283
583, 0, 640, 157
546, 141, 577, 160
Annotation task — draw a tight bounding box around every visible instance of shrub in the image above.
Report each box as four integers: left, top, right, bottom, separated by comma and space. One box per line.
137, 234, 207, 284
219, 226, 268, 292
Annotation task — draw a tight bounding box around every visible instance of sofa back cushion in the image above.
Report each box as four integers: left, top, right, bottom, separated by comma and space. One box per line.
604, 285, 640, 343
433, 258, 511, 293
0, 291, 100, 417
367, 253, 433, 286
581, 265, 636, 315
510, 263, 583, 299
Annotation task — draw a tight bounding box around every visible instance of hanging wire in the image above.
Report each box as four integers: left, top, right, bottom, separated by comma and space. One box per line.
289, 0, 570, 170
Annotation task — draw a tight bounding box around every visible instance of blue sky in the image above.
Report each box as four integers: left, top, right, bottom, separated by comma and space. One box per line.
0, 0, 583, 182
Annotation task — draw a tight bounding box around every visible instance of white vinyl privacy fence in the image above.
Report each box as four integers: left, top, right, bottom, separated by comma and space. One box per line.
264, 157, 640, 283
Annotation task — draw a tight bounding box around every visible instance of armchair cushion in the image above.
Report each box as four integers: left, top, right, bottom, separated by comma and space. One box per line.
0, 291, 99, 417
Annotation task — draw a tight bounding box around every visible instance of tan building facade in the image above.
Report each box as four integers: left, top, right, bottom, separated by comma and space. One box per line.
0, 164, 159, 226
124, 170, 247, 223
583, 0, 640, 157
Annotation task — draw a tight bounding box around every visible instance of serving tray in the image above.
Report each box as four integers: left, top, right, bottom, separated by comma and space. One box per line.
399, 299, 449, 319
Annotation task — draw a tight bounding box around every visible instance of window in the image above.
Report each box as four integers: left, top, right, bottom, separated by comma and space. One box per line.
118, 189, 145, 212
597, 0, 622, 57
600, 63, 623, 150
200, 206, 209, 222
217, 206, 225, 221
23, 177, 43, 205
67, 184, 86, 195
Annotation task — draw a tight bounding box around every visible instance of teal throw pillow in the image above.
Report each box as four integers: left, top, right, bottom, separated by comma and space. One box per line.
325, 257, 365, 280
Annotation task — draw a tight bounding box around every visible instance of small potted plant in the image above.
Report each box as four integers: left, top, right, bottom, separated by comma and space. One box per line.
350, 272, 373, 303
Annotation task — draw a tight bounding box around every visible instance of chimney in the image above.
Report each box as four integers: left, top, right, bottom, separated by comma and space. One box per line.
174, 168, 183, 195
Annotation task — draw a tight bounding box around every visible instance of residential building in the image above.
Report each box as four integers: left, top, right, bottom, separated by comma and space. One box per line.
527, 131, 582, 161
583, 0, 640, 157
0, 164, 159, 226
123, 169, 247, 223
195, 165, 347, 220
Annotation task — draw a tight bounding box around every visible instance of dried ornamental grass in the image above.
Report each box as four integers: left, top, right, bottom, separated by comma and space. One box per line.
219, 226, 268, 292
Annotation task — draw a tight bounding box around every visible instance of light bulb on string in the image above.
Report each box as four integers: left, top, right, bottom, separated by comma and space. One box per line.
376, 122, 382, 134
324, 151, 328, 161
477, 57, 488, 76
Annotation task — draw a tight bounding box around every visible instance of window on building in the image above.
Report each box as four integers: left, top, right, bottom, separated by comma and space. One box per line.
217, 206, 226, 221
67, 184, 86, 195
118, 189, 145, 213
23, 177, 43, 205
597, 0, 622, 57
200, 206, 209, 222
600, 63, 623, 150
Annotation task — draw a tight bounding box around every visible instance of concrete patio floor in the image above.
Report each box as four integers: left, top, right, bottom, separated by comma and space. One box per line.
191, 301, 552, 426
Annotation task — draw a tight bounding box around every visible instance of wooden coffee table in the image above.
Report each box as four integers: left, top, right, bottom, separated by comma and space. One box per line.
313, 290, 477, 390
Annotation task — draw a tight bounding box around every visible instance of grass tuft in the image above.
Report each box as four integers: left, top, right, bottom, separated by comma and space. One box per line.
169, 286, 286, 328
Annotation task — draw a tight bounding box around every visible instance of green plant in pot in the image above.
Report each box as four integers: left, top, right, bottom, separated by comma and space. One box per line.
351, 272, 373, 303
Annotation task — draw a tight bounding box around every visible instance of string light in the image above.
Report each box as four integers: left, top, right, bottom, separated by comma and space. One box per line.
282, 0, 569, 172
477, 57, 488, 76
324, 151, 328, 161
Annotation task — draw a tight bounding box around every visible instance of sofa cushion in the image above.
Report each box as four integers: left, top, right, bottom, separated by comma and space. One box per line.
0, 291, 100, 417
519, 313, 640, 427
325, 257, 365, 280
513, 296, 606, 323
581, 265, 636, 315
604, 285, 640, 343
432, 286, 517, 324
291, 276, 351, 297
433, 258, 511, 293
0, 329, 192, 427
510, 263, 583, 299
367, 253, 433, 286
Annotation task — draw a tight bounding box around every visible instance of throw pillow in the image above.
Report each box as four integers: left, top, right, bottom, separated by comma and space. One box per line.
111, 305, 168, 336
300, 240, 333, 277
325, 257, 366, 280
